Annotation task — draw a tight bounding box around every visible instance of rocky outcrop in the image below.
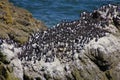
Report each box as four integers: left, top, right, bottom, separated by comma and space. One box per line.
0, 0, 47, 44
0, 0, 46, 80
0, 2, 120, 80
0, 49, 19, 80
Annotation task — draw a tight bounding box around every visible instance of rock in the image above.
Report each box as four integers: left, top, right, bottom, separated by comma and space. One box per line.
0, 50, 8, 64
105, 62, 120, 80
0, 2, 120, 80
71, 68, 84, 80
0, 42, 17, 62
85, 34, 120, 71
23, 73, 34, 80
0, 61, 19, 80
15, 4, 120, 80
10, 58, 23, 80
0, 41, 23, 80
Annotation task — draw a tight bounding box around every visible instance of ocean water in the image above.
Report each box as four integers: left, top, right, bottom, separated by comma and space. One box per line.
10, 0, 120, 27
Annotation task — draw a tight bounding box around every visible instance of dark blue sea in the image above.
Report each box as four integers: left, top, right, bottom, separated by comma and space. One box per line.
10, 0, 120, 27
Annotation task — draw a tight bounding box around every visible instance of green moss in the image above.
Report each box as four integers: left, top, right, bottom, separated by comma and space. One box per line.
105, 70, 117, 80
0, 62, 7, 77
7, 65, 13, 73
0, 75, 5, 80
6, 71, 19, 80
0, 51, 6, 63
72, 68, 83, 80
65, 75, 73, 80
44, 73, 52, 80
111, 21, 115, 25
0, 62, 18, 80
53, 76, 62, 80
35, 77, 42, 80
23, 73, 34, 80
0, 51, 9, 64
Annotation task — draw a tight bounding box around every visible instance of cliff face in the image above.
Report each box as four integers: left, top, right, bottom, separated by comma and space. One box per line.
0, 0, 47, 44
0, 0, 46, 80
0, 1, 120, 80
